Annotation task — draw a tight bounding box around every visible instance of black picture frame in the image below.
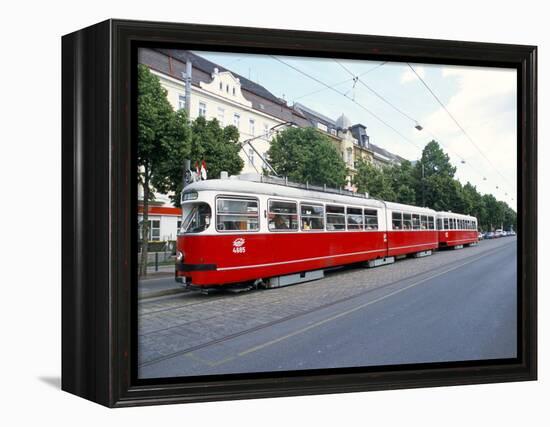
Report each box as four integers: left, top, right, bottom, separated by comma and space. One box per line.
62, 19, 537, 407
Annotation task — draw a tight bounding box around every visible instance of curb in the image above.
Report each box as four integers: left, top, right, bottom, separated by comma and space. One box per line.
138, 287, 187, 300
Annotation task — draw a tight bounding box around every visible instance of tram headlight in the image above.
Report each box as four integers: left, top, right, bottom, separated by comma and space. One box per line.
176, 251, 183, 262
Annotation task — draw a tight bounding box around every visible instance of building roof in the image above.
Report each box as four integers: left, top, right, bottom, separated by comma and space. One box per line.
369, 143, 406, 164
157, 49, 286, 106
293, 103, 337, 131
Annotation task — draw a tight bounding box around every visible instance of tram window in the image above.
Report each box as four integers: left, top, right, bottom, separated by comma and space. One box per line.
268, 200, 298, 231
437, 218, 442, 230
364, 209, 378, 230
182, 203, 212, 234
392, 212, 402, 230
444, 218, 449, 229
451, 218, 456, 230
421, 215, 428, 230
326, 205, 346, 231
428, 216, 435, 230
216, 198, 259, 232
402, 213, 412, 230
301, 203, 324, 230
347, 207, 363, 230
412, 214, 421, 230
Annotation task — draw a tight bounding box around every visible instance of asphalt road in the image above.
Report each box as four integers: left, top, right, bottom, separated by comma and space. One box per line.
139, 237, 517, 379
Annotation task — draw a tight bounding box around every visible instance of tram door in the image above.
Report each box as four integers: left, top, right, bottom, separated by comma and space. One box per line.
381, 207, 390, 257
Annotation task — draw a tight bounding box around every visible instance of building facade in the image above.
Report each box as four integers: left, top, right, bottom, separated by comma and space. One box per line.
137, 49, 405, 244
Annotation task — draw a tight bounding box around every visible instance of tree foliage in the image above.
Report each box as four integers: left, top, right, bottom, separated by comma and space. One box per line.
352, 139, 516, 232
267, 127, 347, 187
137, 64, 190, 276
154, 115, 244, 207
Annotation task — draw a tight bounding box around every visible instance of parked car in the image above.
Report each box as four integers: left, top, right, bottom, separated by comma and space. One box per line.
478, 232, 484, 240
485, 231, 495, 239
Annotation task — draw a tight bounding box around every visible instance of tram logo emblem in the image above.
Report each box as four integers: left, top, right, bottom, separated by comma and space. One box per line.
232, 238, 246, 254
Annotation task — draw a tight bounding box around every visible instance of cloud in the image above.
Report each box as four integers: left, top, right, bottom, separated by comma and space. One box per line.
418, 65, 517, 208
400, 65, 425, 84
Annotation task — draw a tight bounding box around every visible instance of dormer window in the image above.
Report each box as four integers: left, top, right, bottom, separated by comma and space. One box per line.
219, 82, 223, 90
226, 84, 229, 93
232, 87, 236, 96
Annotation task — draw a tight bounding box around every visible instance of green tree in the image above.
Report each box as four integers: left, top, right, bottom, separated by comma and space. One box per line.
190, 116, 244, 181
415, 140, 458, 209
387, 160, 417, 204
353, 160, 396, 201
267, 127, 347, 187
155, 116, 244, 207
137, 64, 189, 277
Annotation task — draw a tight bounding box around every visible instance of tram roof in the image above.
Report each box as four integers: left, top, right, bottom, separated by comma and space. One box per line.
184, 175, 433, 213
435, 211, 477, 220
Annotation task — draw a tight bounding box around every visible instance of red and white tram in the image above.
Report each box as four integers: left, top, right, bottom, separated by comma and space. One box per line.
436, 212, 479, 249
175, 175, 477, 289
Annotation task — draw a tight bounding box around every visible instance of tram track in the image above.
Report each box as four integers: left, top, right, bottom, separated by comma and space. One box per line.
138, 239, 515, 368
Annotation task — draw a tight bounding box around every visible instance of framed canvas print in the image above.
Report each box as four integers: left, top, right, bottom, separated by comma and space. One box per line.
62, 19, 537, 407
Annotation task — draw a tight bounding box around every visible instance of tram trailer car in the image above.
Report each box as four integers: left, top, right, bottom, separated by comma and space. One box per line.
435, 212, 479, 249
174, 176, 461, 289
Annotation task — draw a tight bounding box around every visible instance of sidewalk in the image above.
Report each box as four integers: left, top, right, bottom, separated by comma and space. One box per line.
138, 264, 187, 299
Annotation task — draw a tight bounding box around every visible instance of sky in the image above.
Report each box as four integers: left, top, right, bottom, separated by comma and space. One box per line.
197, 50, 517, 211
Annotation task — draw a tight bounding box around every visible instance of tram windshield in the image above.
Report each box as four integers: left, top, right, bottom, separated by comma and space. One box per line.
181, 202, 211, 234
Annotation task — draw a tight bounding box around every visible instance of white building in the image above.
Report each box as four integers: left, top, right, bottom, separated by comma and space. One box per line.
138, 48, 309, 243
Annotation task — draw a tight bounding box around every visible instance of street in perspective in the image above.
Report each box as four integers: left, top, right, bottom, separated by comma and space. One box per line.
138, 236, 517, 378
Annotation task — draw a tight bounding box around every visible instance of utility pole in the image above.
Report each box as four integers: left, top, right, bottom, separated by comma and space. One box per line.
184, 60, 192, 121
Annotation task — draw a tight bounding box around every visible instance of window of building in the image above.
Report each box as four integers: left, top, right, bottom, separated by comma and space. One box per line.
198, 102, 207, 117
316, 122, 328, 132
264, 123, 269, 138
364, 209, 378, 230
178, 94, 186, 110
141, 219, 160, 241
216, 198, 259, 232
268, 200, 298, 231
412, 214, 421, 230
346, 207, 363, 230
326, 205, 346, 231
226, 84, 229, 93
233, 113, 240, 128
217, 107, 225, 125
219, 81, 223, 90
392, 212, 402, 230
249, 118, 255, 136
232, 87, 236, 96
301, 204, 324, 231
